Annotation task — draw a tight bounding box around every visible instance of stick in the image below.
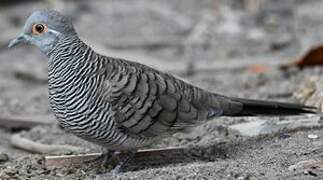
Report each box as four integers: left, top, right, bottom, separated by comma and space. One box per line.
0, 115, 55, 129
10, 134, 82, 154
45, 153, 102, 167
45, 147, 188, 168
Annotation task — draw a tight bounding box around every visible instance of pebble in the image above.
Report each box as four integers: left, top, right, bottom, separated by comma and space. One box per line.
308, 134, 318, 139
0, 153, 9, 163
288, 160, 318, 171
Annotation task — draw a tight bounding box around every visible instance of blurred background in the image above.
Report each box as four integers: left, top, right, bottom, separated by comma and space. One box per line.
1, 0, 323, 179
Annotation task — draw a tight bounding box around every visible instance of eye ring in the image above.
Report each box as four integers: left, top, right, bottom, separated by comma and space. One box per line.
32, 23, 48, 35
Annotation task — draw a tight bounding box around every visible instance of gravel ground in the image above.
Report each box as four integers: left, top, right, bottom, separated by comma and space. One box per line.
0, 0, 323, 179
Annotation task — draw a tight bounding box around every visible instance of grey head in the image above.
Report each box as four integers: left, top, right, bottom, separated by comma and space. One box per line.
9, 10, 77, 53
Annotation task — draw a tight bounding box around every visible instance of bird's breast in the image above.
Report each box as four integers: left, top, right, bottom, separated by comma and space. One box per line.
48, 66, 102, 129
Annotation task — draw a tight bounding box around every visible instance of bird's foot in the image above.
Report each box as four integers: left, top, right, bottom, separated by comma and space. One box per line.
96, 150, 137, 176
84, 150, 115, 170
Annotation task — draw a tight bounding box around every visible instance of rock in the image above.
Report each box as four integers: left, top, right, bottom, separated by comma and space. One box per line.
229, 119, 266, 136
288, 160, 318, 171
288, 159, 323, 176
229, 115, 322, 137
308, 134, 318, 139
0, 153, 9, 163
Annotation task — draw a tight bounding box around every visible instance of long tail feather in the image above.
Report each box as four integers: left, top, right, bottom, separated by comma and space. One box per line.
227, 97, 316, 116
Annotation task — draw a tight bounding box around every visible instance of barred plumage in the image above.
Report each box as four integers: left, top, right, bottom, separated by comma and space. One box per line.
44, 35, 315, 151
47, 36, 145, 150
9, 9, 316, 173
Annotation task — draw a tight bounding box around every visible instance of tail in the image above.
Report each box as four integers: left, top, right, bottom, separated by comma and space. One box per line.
224, 97, 316, 116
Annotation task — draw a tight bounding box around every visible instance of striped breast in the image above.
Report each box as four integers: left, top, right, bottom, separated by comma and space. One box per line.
47, 36, 145, 150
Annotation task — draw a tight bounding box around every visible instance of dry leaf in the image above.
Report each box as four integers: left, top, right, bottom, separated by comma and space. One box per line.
281, 45, 323, 70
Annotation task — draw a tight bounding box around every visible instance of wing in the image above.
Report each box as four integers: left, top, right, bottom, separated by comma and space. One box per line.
105, 59, 223, 138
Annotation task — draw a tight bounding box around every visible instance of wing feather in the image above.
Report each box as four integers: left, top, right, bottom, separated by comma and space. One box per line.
105, 59, 223, 138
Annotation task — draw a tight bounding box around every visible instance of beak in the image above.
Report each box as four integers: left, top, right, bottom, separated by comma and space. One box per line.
8, 33, 28, 48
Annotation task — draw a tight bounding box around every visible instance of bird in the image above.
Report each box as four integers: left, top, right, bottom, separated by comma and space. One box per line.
9, 9, 316, 174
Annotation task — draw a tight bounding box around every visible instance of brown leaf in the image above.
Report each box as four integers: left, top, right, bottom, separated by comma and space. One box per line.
280, 45, 323, 70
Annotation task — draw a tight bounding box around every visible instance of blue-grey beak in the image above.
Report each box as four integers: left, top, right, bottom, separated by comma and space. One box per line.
8, 33, 28, 48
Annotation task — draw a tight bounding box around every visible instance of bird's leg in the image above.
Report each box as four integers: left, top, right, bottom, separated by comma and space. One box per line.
84, 149, 115, 170
95, 150, 137, 177
113, 150, 137, 173
99, 150, 115, 170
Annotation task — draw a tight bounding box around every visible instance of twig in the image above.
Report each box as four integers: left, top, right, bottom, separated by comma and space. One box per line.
45, 153, 102, 167
45, 147, 188, 168
0, 115, 54, 129
10, 134, 82, 154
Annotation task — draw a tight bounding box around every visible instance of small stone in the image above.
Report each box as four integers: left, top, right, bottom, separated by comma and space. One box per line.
279, 133, 291, 139
0, 153, 9, 163
288, 160, 318, 171
4, 166, 17, 176
308, 134, 318, 139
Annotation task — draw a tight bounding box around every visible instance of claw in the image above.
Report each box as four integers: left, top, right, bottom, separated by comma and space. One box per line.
95, 150, 137, 175
84, 150, 115, 170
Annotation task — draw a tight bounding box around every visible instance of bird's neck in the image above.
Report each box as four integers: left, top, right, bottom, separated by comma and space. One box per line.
46, 35, 86, 60
47, 36, 96, 72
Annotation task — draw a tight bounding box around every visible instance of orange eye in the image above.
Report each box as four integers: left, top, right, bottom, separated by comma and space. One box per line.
32, 23, 48, 35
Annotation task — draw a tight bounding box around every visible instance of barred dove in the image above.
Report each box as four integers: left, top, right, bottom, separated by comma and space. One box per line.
9, 10, 316, 173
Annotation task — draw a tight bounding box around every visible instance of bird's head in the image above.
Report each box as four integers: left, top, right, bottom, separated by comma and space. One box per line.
8, 10, 76, 53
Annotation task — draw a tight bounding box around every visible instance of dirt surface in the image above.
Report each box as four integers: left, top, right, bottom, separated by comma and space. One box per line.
1, 0, 323, 179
